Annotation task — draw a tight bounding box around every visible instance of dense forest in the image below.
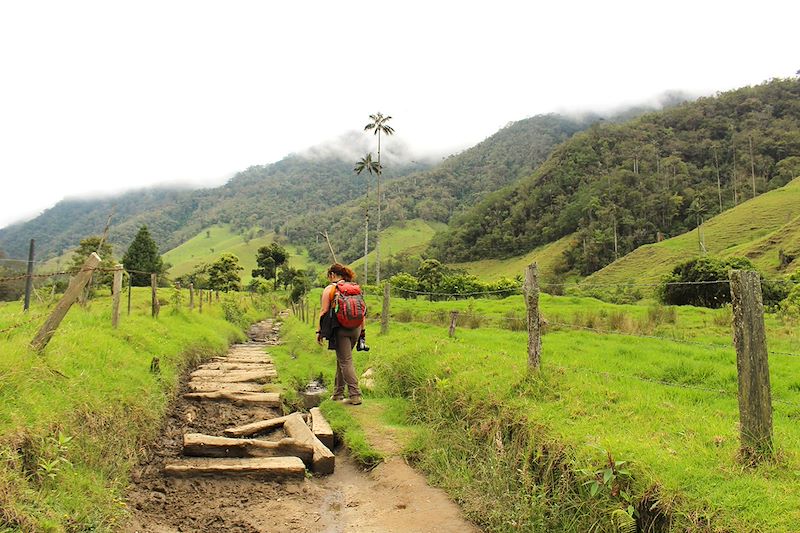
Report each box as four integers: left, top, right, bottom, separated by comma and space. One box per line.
429, 78, 800, 275
285, 114, 596, 264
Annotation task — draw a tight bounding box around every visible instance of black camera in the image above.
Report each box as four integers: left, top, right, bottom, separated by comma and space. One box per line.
356, 336, 370, 351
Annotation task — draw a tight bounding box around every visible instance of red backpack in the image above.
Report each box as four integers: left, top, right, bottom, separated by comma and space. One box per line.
330, 280, 366, 328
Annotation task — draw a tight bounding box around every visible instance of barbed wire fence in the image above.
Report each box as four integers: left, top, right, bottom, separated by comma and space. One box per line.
369, 263, 797, 463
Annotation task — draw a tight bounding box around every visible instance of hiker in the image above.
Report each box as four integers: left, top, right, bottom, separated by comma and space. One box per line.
316, 263, 366, 405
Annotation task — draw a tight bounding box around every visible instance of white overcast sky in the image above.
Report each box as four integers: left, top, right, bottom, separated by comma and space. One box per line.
0, 0, 797, 230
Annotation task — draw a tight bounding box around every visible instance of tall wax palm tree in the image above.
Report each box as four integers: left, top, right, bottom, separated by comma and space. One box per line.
364, 112, 394, 285
354, 153, 380, 285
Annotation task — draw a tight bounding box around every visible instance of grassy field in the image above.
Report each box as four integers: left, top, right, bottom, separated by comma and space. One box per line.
349, 219, 447, 275
162, 224, 324, 281
585, 177, 800, 289
276, 289, 800, 532
451, 234, 575, 282
0, 288, 272, 531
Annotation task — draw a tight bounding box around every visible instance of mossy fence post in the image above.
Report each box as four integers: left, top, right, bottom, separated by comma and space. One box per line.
111, 264, 123, 328
448, 311, 459, 337
31, 252, 101, 352
198, 288, 203, 313
729, 269, 773, 462
381, 283, 390, 334
524, 262, 541, 371
151, 273, 160, 318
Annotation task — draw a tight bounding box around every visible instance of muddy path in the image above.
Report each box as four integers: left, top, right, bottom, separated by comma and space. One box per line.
123, 319, 479, 533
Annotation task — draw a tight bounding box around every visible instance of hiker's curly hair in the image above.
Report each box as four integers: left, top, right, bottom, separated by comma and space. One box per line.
327, 263, 356, 282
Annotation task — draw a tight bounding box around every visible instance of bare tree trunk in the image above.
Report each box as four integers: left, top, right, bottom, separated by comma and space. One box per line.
714, 146, 723, 213
733, 141, 739, 205
363, 183, 369, 286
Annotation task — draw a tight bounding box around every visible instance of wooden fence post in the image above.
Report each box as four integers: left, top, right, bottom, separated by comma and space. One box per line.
23, 239, 35, 312
189, 283, 194, 311
524, 262, 541, 371
127, 272, 132, 316
112, 264, 123, 328
198, 288, 203, 313
151, 273, 160, 318
31, 252, 101, 352
730, 269, 773, 461
448, 311, 459, 337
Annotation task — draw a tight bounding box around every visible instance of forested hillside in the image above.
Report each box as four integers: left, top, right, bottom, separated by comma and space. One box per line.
0, 153, 427, 261
430, 78, 800, 275
285, 114, 594, 264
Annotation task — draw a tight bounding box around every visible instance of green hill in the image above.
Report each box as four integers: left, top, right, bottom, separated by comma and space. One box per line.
430, 78, 800, 277
163, 225, 325, 282
583, 176, 800, 287
450, 234, 575, 281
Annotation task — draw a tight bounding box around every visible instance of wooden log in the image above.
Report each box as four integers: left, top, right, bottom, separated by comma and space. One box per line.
212, 357, 273, 365
224, 415, 290, 437
310, 407, 334, 450
283, 412, 334, 474
164, 457, 305, 478
187, 381, 265, 393
189, 369, 276, 383
31, 252, 101, 352
183, 391, 281, 406
183, 434, 313, 462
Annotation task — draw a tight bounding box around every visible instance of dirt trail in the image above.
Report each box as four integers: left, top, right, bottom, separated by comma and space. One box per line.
123, 319, 478, 533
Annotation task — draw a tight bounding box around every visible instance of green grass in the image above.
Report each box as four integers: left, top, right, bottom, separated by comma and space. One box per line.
349, 218, 447, 274
0, 288, 272, 531
450, 234, 575, 282
162, 224, 324, 281
585, 177, 800, 289
277, 291, 800, 531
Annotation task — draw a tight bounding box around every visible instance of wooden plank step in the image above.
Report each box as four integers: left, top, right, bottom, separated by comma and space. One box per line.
213, 356, 273, 364
224, 415, 290, 437
310, 407, 334, 450
191, 366, 275, 378
164, 457, 304, 478
283, 413, 335, 475
189, 370, 276, 383
196, 361, 273, 371
183, 433, 312, 462
183, 391, 281, 406
187, 382, 265, 393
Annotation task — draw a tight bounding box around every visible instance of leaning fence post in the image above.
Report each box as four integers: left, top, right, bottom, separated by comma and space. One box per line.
730, 269, 773, 462
381, 283, 390, 334
524, 262, 542, 371
448, 311, 459, 337
23, 239, 35, 312
111, 264, 124, 328
31, 252, 101, 352
151, 273, 160, 318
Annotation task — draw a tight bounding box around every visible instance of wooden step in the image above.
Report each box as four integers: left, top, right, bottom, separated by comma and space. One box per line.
196, 361, 273, 371
183, 433, 312, 462
183, 391, 281, 406
310, 408, 334, 450
224, 415, 290, 437
190, 366, 275, 378
189, 370, 277, 383
187, 381, 265, 393
283, 413, 335, 475
164, 456, 304, 478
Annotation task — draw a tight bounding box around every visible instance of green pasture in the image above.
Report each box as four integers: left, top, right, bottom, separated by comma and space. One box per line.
585, 177, 800, 289
279, 290, 800, 532
162, 224, 324, 281
349, 218, 447, 274
0, 288, 271, 531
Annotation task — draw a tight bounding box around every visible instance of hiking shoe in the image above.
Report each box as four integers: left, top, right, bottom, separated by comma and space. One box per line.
330, 394, 345, 401
346, 396, 362, 405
